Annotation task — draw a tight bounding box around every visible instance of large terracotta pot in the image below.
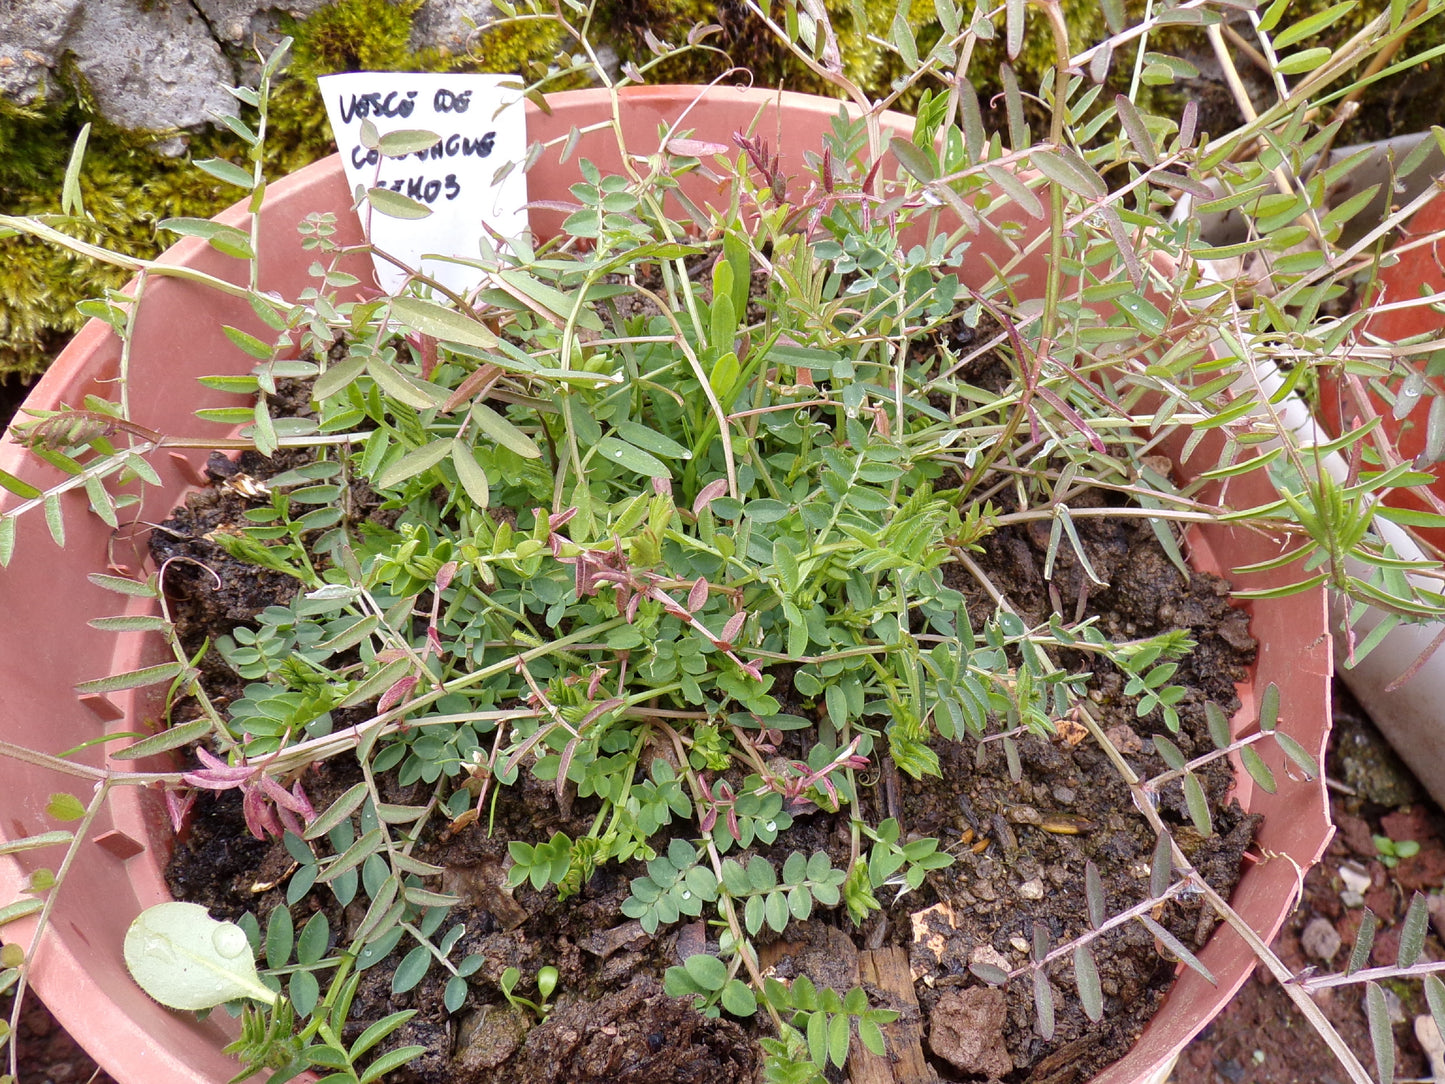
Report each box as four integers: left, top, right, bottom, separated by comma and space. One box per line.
0, 86, 1332, 1084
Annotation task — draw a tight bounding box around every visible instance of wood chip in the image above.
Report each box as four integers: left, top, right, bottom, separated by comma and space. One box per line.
849, 945, 938, 1084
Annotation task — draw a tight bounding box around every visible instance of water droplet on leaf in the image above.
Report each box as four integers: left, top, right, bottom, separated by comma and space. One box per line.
212, 924, 250, 958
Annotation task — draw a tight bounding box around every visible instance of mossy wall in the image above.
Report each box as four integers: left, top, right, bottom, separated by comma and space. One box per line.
0, 0, 565, 384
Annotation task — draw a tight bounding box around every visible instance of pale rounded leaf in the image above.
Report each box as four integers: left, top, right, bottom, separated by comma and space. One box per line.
125, 902, 278, 1010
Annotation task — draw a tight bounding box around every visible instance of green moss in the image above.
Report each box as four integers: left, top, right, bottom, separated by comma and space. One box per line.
471, 15, 571, 85
0, 92, 269, 382
290, 0, 425, 73
266, 0, 454, 172
595, 0, 891, 100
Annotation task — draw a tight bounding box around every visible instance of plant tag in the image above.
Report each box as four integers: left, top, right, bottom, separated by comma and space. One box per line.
319, 72, 529, 294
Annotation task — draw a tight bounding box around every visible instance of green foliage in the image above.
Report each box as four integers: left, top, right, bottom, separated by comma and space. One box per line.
663, 952, 759, 1019
507, 831, 576, 891
499, 964, 560, 1017
719, 852, 847, 936
0, 0, 570, 384
1374, 834, 1421, 869
621, 838, 717, 934
754, 975, 897, 1079
0, 91, 269, 380
863, 817, 955, 897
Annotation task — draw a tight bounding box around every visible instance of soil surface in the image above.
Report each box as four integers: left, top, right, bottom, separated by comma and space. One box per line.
12, 683, 1444, 1084
143, 429, 1261, 1084
11, 679, 1443, 1084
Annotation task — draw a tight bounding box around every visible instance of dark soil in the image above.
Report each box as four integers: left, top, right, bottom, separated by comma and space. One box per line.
146, 426, 1264, 1084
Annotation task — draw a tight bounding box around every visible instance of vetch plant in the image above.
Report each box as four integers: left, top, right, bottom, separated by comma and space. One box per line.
1373, 833, 1421, 870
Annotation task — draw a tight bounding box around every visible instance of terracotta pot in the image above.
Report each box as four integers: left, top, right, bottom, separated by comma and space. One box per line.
0, 86, 1332, 1084
1320, 181, 1445, 548
1303, 176, 1445, 815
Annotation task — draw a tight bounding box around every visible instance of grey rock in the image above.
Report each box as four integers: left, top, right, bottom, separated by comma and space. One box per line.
1, 0, 234, 130
68, 1, 235, 130
411, 0, 493, 55
194, 0, 330, 45
0, 0, 499, 133
0, 0, 84, 102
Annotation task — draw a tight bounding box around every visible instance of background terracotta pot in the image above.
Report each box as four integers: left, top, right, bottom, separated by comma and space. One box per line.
1318, 183, 1445, 549
1301, 177, 1445, 823
0, 86, 1331, 1083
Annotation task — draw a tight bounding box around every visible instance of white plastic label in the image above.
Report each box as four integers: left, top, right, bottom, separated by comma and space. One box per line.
319, 72, 528, 294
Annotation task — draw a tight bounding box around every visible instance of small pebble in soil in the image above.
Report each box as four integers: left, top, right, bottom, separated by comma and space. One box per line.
1382, 985, 1408, 1026
1339, 861, 1372, 896
1300, 916, 1342, 962
1414, 1014, 1445, 1082
1104, 724, 1143, 755
970, 944, 1012, 973
1018, 877, 1046, 900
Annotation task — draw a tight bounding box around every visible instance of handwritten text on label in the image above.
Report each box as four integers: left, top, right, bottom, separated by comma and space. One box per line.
319, 72, 528, 294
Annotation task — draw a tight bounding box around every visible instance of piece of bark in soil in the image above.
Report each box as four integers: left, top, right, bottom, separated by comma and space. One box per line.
759, 921, 861, 995
850, 944, 938, 1084
511, 977, 756, 1083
